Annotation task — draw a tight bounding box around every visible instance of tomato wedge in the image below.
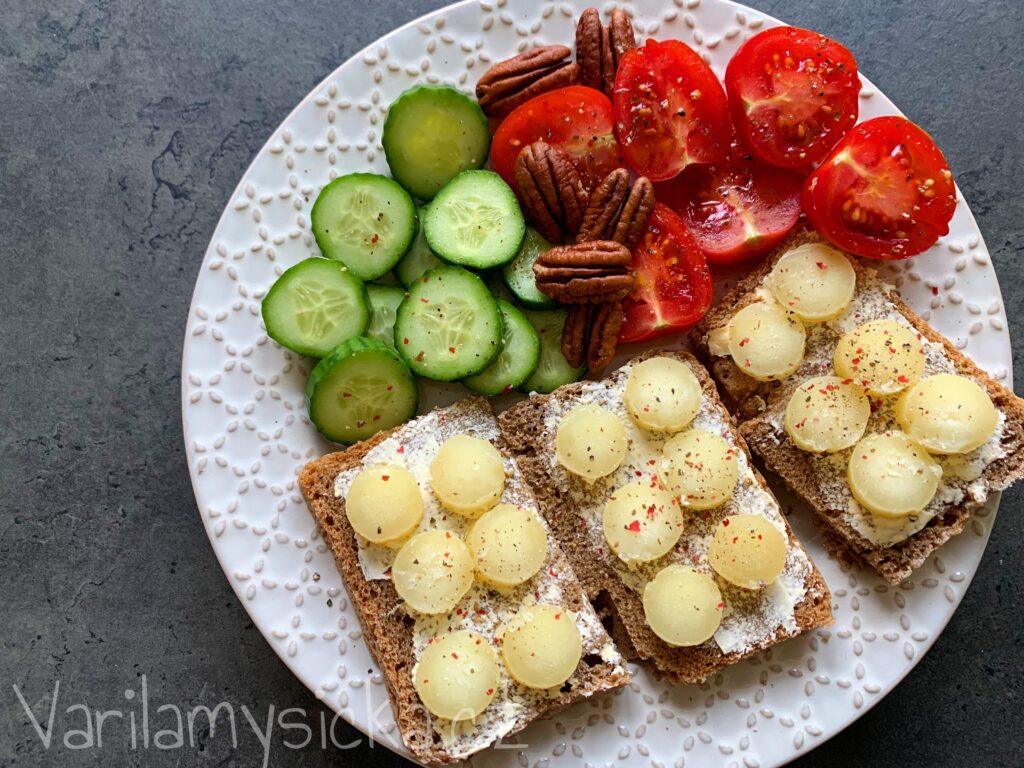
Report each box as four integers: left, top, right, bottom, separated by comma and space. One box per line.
656, 158, 803, 265
619, 204, 713, 343
725, 26, 860, 168
489, 86, 625, 190
803, 116, 957, 260
612, 39, 732, 181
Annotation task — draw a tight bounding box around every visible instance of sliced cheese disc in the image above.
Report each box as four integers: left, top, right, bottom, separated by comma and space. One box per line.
834, 319, 924, 396
392, 530, 475, 615
784, 375, 871, 453
602, 481, 685, 566
768, 242, 857, 323
624, 356, 703, 433
895, 373, 999, 454
660, 428, 740, 510
501, 605, 583, 689
467, 504, 548, 588
642, 564, 723, 647
708, 514, 788, 589
555, 403, 628, 482
728, 300, 806, 381
429, 434, 506, 518
413, 631, 499, 721
345, 464, 423, 544
847, 432, 942, 518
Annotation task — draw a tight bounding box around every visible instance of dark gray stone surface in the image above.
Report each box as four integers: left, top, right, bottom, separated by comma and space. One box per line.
0, 0, 1020, 765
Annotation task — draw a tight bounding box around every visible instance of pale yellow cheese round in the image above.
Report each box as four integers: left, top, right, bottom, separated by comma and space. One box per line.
429, 434, 506, 517
642, 564, 723, 647
602, 481, 685, 566
623, 356, 703, 433
501, 605, 583, 689
847, 432, 942, 518
392, 530, 475, 615
728, 301, 806, 381
345, 464, 423, 544
707, 514, 788, 589
895, 374, 999, 454
834, 319, 925, 396
768, 242, 857, 323
784, 375, 871, 453
413, 631, 500, 721
660, 429, 739, 510
466, 504, 547, 588
555, 403, 628, 482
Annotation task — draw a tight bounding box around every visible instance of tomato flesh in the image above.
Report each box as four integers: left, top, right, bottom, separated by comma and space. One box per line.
803, 116, 956, 260
489, 85, 625, 190
619, 204, 713, 343
725, 26, 860, 168
613, 39, 732, 181
656, 158, 803, 265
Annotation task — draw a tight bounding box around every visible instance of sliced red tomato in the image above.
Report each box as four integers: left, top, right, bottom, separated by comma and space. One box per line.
803, 116, 956, 260
656, 158, 803, 265
612, 39, 732, 182
489, 86, 625, 190
620, 204, 713, 343
725, 26, 860, 168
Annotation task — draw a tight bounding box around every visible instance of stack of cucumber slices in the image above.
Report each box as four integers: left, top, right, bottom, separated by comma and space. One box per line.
260, 85, 585, 445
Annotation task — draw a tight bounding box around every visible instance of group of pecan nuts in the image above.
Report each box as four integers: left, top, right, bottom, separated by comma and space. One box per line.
477, 8, 654, 373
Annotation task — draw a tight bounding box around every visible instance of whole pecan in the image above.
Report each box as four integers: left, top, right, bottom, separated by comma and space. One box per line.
575, 8, 636, 95
577, 168, 654, 249
514, 142, 588, 243
561, 301, 624, 373
476, 45, 580, 118
533, 241, 634, 304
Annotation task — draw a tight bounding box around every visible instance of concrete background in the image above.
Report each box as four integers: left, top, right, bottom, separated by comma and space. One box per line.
1, 0, 1021, 765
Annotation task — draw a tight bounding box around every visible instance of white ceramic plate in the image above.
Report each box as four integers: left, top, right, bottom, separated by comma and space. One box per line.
182, 1, 1013, 765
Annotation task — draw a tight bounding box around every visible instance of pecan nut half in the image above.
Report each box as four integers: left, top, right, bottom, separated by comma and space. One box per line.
533, 241, 634, 304
577, 168, 654, 249
561, 301, 624, 373
575, 8, 637, 95
514, 142, 589, 243
476, 45, 580, 118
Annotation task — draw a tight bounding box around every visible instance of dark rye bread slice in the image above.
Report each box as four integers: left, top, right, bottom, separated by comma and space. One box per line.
689, 228, 1024, 584
497, 350, 833, 684
298, 398, 629, 766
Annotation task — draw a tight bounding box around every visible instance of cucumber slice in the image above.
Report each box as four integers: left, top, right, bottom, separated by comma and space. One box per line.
519, 309, 586, 394
463, 300, 541, 396
307, 337, 418, 445
395, 207, 444, 287
502, 227, 558, 309
383, 85, 490, 200
365, 284, 406, 348
395, 265, 503, 381
261, 258, 370, 358
424, 171, 526, 270
311, 173, 416, 281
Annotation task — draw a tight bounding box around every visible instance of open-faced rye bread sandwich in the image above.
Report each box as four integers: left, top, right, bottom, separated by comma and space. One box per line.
299, 397, 629, 766
690, 229, 1024, 584
498, 350, 833, 684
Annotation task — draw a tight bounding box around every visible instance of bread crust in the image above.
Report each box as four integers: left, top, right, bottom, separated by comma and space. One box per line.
690, 229, 1024, 584
497, 350, 833, 684
298, 398, 629, 766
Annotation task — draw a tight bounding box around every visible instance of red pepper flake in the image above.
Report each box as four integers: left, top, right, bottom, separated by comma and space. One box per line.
738, 337, 751, 347
396, 445, 405, 454
897, 374, 909, 383
716, 601, 726, 610
931, 286, 938, 296
381, 474, 390, 481
485, 688, 494, 696
402, 337, 410, 345
816, 261, 827, 270
451, 652, 459, 659
342, 391, 352, 398
626, 520, 641, 533
415, 351, 425, 362
722, 518, 730, 526
371, 233, 380, 244
449, 346, 456, 354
